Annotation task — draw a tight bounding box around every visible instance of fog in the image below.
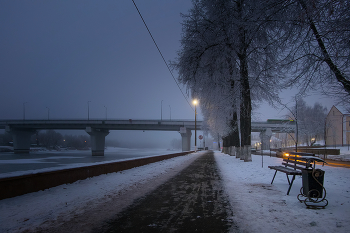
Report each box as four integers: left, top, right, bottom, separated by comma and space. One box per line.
0, 1, 336, 148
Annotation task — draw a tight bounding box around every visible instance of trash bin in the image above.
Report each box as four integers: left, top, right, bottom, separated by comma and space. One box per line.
302, 169, 325, 198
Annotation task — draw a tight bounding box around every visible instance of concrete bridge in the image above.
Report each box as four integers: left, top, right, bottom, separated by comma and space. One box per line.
0, 119, 295, 155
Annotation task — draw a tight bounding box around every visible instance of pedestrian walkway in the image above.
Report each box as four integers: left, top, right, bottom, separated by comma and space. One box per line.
95, 151, 237, 232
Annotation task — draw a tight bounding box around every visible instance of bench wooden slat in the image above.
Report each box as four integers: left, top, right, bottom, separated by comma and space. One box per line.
268, 165, 302, 175
282, 162, 309, 171
282, 159, 312, 168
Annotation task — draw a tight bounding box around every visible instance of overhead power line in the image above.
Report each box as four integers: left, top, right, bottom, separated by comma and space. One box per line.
131, 0, 194, 111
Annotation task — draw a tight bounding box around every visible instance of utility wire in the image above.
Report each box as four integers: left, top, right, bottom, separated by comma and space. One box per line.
131, 0, 194, 111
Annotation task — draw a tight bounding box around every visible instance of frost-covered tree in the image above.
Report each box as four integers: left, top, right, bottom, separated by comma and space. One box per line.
285, 98, 327, 146
63, 134, 90, 149
170, 138, 182, 150
38, 130, 63, 149
279, 0, 350, 105
173, 0, 282, 148
304, 102, 328, 145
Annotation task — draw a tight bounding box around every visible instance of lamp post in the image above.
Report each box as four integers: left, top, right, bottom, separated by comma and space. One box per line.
46, 107, 50, 120
23, 102, 28, 120
104, 106, 107, 120
87, 101, 91, 120
193, 99, 198, 152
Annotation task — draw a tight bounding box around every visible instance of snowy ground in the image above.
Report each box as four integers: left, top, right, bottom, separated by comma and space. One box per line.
0, 151, 349, 232
326, 146, 350, 161
216, 152, 350, 233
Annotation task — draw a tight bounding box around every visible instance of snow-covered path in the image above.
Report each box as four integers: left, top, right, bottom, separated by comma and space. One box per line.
0, 151, 349, 232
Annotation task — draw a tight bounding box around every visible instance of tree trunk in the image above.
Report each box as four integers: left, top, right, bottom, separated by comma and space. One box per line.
238, 45, 251, 147
230, 112, 240, 147
237, 0, 252, 147
240, 77, 251, 146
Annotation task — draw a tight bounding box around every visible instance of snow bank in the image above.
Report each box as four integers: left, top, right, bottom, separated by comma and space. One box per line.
0, 152, 202, 232
215, 152, 350, 233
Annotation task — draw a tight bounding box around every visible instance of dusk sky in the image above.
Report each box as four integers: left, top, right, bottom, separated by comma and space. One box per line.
0, 1, 335, 147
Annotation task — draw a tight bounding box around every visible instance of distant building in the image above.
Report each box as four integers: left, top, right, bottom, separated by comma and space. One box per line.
325, 106, 350, 147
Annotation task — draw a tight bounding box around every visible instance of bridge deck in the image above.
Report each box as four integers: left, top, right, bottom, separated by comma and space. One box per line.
0, 119, 295, 132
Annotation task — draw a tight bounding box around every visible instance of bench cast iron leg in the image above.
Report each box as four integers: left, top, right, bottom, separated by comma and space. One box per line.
271, 170, 278, 184
286, 174, 291, 185
287, 175, 296, 195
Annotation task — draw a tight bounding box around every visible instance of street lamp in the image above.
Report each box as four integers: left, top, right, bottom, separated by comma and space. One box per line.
104, 106, 107, 120
193, 99, 198, 152
87, 101, 91, 120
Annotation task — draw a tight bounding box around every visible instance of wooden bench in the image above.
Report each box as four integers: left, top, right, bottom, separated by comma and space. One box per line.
268, 152, 314, 195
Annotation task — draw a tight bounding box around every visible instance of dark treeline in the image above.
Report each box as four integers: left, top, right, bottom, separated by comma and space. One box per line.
0, 131, 171, 150
0, 130, 91, 150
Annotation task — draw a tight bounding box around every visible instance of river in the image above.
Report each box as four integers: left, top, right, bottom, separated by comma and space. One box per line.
0, 147, 182, 177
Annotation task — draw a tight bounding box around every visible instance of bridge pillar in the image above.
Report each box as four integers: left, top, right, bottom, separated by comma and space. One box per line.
86, 127, 109, 156
180, 127, 192, 151
259, 128, 272, 150
6, 127, 36, 153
